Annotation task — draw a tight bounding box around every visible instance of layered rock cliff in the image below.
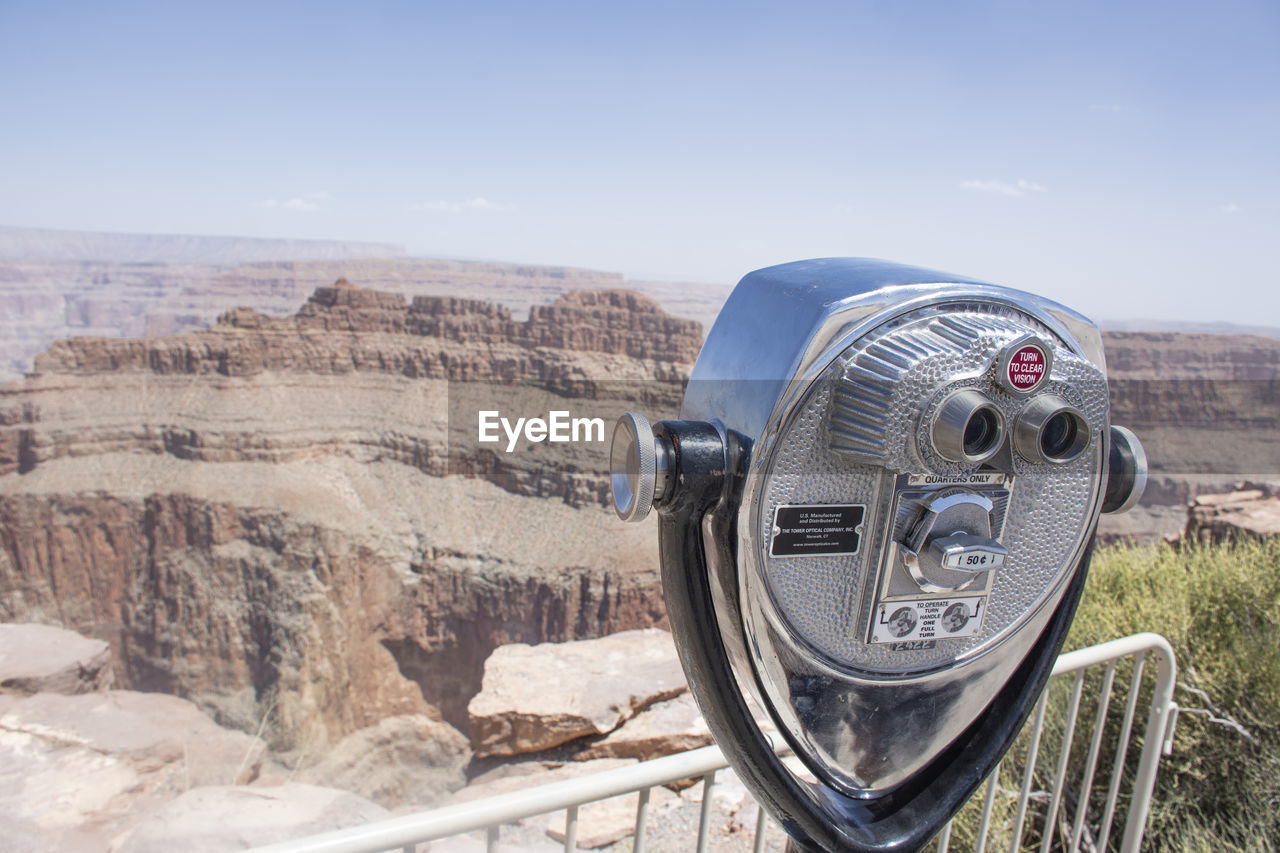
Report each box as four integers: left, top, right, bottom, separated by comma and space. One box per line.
1097, 331, 1280, 541
3, 282, 695, 504
0, 252, 728, 381
0, 282, 695, 750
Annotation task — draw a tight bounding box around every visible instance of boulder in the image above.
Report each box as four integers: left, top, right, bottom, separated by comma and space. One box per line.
296, 714, 470, 809
577, 693, 712, 761
0, 689, 266, 852
0, 724, 144, 852
0, 690, 264, 786
1184, 483, 1280, 543
115, 783, 388, 852
468, 629, 687, 757
0, 623, 112, 695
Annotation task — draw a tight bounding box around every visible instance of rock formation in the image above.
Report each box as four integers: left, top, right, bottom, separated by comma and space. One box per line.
467, 629, 687, 758
575, 693, 712, 761
295, 714, 470, 809
0, 685, 268, 851
27, 281, 699, 379
0, 280, 695, 761
1097, 331, 1280, 542
448, 629, 781, 852
1179, 482, 1280, 543
2, 281, 694, 508
0, 623, 476, 850
0, 247, 727, 381
0, 622, 113, 694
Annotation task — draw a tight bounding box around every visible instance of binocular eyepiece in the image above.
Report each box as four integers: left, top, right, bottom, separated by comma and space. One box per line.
931, 388, 1005, 464
609, 259, 1147, 853
929, 387, 1092, 467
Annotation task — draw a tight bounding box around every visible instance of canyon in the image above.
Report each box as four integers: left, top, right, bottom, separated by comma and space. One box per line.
1098, 330, 1280, 540
1, 281, 701, 755
2, 268, 1277, 747
0, 240, 1276, 848
0, 228, 730, 382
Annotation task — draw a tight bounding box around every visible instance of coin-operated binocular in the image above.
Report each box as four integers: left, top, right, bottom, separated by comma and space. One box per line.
610, 259, 1146, 852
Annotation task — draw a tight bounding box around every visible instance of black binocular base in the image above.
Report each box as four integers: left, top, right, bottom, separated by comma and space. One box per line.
785, 837, 921, 853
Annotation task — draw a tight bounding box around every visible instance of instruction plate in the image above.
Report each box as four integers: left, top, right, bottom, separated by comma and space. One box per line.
870, 596, 987, 645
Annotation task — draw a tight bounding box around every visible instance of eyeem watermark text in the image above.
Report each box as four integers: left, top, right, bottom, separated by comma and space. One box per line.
478, 410, 606, 453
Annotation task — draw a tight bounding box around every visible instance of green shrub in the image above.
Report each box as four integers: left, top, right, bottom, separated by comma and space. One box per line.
940, 538, 1279, 851
1067, 538, 1280, 851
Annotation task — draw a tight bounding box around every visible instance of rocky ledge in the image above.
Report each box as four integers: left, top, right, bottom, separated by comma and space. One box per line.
31, 280, 702, 377
1, 624, 779, 852
0, 279, 684, 769
1179, 481, 1280, 544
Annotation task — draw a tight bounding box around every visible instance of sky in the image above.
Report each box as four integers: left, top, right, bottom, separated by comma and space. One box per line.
1, 0, 1278, 325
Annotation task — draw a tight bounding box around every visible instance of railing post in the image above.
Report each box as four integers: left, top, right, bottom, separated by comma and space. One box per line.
633, 786, 650, 853
1119, 634, 1178, 853
696, 770, 717, 853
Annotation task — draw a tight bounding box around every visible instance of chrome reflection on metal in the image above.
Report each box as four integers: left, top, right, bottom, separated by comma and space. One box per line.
611, 412, 666, 522
680, 258, 1113, 797
1014, 394, 1090, 464
930, 389, 1005, 464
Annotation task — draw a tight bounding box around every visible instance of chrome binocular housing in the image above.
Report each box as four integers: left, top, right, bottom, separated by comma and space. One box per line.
610, 258, 1146, 852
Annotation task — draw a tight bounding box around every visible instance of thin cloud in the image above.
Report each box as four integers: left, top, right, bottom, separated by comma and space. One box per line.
1220, 202, 1242, 215
260, 191, 330, 212
1089, 103, 1123, 112
959, 179, 1048, 198
411, 197, 515, 213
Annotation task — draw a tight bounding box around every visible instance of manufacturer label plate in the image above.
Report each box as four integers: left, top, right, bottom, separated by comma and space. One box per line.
770, 504, 865, 557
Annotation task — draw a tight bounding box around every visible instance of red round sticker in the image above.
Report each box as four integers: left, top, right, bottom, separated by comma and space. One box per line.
1006, 344, 1047, 391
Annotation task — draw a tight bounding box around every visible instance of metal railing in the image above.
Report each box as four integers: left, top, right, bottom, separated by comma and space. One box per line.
942, 631, 1178, 853
249, 632, 1177, 853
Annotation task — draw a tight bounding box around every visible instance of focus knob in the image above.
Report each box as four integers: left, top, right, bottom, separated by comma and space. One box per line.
610, 413, 671, 522
1102, 425, 1148, 514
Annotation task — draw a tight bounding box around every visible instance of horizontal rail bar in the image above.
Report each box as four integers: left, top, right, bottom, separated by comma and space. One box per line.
1050, 632, 1174, 678
247, 744, 737, 853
